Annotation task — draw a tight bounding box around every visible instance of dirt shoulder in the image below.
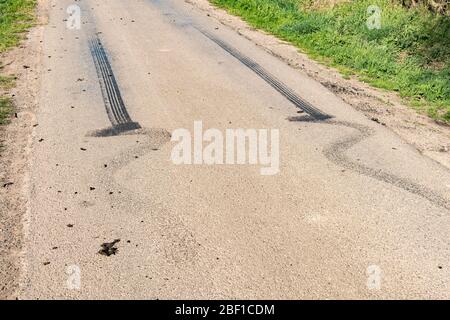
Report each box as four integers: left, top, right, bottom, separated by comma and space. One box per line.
186, 0, 450, 169
0, 0, 47, 300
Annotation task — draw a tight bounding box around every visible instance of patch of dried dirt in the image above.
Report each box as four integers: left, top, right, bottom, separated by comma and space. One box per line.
0, 0, 48, 300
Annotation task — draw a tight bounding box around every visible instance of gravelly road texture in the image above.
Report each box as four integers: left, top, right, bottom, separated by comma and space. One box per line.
16, 0, 450, 299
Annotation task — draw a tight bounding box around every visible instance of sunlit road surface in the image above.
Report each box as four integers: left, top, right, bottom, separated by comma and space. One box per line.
20, 0, 450, 299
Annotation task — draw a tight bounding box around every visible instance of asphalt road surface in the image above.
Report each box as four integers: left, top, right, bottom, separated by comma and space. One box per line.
19, 0, 450, 299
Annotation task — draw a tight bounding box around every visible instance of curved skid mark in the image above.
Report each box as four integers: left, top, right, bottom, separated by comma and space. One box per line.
323, 120, 449, 210
289, 116, 449, 210
107, 128, 171, 170
94, 129, 201, 265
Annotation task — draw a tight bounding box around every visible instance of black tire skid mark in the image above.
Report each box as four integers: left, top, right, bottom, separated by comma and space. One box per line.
88, 32, 199, 264
89, 37, 141, 135
197, 27, 448, 210
197, 28, 332, 121
290, 116, 449, 210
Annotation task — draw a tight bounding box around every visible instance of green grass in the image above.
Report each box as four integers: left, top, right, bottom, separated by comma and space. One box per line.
0, 74, 15, 124
0, 0, 35, 125
210, 0, 450, 122
0, 0, 36, 52
0, 74, 16, 89
0, 97, 13, 125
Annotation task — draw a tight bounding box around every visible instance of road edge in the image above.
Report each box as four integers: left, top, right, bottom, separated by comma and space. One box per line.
0, 0, 47, 300
186, 0, 450, 169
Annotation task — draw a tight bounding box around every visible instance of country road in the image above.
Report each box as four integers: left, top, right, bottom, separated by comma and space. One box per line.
13, 0, 450, 299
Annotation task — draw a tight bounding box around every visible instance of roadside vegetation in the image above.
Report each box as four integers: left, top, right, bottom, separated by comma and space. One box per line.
0, 0, 35, 51
0, 97, 13, 125
0, 0, 36, 124
210, 0, 450, 123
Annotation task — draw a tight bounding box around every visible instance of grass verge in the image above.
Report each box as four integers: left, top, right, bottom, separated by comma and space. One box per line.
0, 74, 16, 89
0, 0, 36, 52
0, 97, 13, 125
210, 0, 450, 123
0, 0, 36, 125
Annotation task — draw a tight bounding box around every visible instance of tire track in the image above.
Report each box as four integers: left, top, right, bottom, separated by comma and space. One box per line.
199, 28, 448, 210
289, 116, 450, 210
89, 37, 141, 136
198, 29, 332, 121
96, 129, 201, 266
